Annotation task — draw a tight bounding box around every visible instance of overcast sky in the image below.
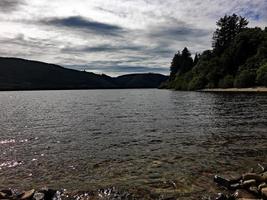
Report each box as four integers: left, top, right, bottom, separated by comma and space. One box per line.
0, 0, 266, 76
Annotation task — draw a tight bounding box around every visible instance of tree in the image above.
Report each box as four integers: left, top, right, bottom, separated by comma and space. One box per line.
193, 53, 200, 65
256, 62, 267, 86
169, 47, 194, 80
180, 47, 194, 73
212, 14, 248, 54
170, 51, 181, 80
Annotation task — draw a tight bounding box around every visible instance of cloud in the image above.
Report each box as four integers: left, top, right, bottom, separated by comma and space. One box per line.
0, 0, 266, 76
0, 0, 24, 12
41, 16, 125, 36
149, 22, 210, 41
62, 44, 143, 53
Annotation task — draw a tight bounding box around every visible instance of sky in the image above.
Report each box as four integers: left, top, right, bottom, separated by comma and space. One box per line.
0, 0, 267, 76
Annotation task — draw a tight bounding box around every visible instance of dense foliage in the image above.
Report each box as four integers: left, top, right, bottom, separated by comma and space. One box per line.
163, 14, 267, 90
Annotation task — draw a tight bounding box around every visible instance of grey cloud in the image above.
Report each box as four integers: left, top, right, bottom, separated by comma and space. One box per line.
41, 16, 126, 36
149, 20, 211, 41
0, 0, 24, 12
62, 44, 143, 53
67, 63, 168, 74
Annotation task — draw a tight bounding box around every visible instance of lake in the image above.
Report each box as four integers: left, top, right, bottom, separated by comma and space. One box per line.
0, 89, 267, 199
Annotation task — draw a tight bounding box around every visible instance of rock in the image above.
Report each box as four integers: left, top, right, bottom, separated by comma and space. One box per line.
234, 189, 258, 199
19, 189, 35, 200
214, 175, 230, 188
258, 182, 267, 190
1, 191, 11, 196
215, 193, 228, 200
261, 187, 267, 198
243, 173, 264, 182
230, 183, 242, 190
0, 192, 7, 199
33, 192, 45, 200
0, 190, 12, 197
241, 180, 257, 188
39, 189, 57, 200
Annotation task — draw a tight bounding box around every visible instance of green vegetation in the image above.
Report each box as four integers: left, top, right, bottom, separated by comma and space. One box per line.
163, 14, 267, 90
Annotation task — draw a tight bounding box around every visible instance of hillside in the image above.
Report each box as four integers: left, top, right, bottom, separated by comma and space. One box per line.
114, 73, 168, 88
163, 14, 267, 90
0, 57, 167, 90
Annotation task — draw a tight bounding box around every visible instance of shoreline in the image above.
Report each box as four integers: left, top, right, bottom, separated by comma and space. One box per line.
199, 87, 267, 93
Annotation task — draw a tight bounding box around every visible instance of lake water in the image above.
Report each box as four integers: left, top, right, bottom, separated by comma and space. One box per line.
0, 89, 267, 199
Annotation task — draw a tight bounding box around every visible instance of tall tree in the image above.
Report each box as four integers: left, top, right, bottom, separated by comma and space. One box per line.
193, 53, 200, 65
212, 14, 248, 54
170, 51, 181, 80
169, 47, 194, 80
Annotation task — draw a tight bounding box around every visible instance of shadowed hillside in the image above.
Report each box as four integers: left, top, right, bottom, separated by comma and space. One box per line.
0, 57, 168, 90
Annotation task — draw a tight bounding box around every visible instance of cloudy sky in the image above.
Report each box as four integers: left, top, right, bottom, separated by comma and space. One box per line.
0, 0, 266, 76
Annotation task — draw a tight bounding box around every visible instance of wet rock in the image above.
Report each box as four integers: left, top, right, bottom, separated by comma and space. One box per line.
230, 183, 242, 190
19, 189, 35, 200
214, 175, 230, 189
39, 189, 57, 200
261, 187, 267, 198
234, 189, 258, 199
0, 192, 7, 199
242, 173, 264, 182
33, 192, 45, 200
215, 193, 228, 200
241, 180, 257, 188
258, 182, 267, 190
0, 190, 13, 199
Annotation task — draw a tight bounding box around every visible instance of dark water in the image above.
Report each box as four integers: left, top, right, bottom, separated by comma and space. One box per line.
0, 89, 267, 199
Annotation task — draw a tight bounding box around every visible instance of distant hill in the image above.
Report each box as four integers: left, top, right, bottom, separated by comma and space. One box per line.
0, 57, 168, 90
114, 73, 168, 88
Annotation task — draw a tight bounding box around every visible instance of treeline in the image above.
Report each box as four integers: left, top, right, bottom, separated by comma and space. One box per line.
162, 14, 267, 90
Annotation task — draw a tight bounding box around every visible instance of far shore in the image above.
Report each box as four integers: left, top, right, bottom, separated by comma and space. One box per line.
199, 87, 267, 93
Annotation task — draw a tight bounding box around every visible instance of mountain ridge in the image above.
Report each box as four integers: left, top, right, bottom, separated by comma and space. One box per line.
0, 57, 168, 90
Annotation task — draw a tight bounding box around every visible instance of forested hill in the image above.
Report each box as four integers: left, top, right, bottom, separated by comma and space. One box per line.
162, 14, 267, 90
0, 57, 168, 90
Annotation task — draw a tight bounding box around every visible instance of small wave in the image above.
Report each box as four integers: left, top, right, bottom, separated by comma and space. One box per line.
0, 161, 23, 170
0, 139, 16, 144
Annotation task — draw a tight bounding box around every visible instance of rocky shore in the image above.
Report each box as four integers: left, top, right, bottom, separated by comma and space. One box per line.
199, 87, 267, 93
1, 164, 267, 200
212, 164, 267, 200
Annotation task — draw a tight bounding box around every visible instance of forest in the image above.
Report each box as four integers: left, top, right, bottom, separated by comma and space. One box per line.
162, 14, 267, 90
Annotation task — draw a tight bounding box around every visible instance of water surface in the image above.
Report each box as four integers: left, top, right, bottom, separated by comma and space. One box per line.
0, 89, 267, 199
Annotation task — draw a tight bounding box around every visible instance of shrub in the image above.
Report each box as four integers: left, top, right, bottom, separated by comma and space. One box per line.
256, 63, 267, 86
188, 75, 206, 90
218, 75, 234, 88
234, 70, 256, 88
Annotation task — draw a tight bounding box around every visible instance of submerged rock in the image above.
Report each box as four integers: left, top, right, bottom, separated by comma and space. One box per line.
19, 189, 35, 200
213, 164, 267, 200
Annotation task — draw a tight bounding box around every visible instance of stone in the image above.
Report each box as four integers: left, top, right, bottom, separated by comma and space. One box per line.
33, 192, 45, 200
0, 192, 7, 199
215, 193, 228, 200
19, 189, 35, 200
0, 190, 12, 197
241, 180, 257, 188
261, 187, 267, 198
214, 175, 230, 188
243, 173, 264, 182
258, 182, 267, 190
40, 189, 57, 200
234, 189, 258, 199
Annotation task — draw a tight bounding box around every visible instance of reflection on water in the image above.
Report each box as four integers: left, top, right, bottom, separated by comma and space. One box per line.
0, 89, 267, 199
